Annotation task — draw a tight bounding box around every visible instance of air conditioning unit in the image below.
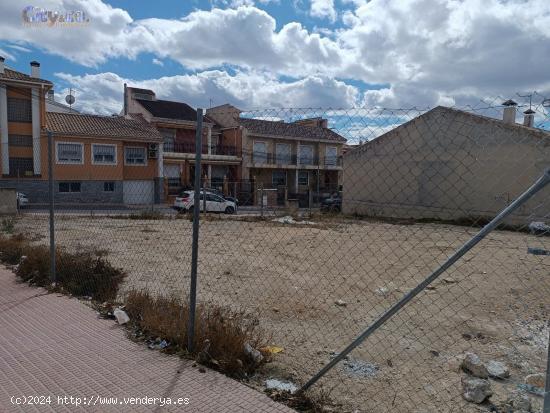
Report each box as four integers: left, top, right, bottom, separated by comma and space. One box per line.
148, 143, 158, 159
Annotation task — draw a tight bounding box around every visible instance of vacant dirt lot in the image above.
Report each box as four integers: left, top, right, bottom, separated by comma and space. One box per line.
14, 214, 550, 412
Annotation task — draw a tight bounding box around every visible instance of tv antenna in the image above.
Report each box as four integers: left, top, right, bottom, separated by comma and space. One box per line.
65, 88, 76, 109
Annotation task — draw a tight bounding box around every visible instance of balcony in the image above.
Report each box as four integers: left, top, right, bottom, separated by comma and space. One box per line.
164, 142, 240, 157
249, 153, 342, 168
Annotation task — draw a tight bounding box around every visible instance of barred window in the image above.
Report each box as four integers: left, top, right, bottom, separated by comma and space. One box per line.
8, 135, 33, 147
298, 170, 309, 186
104, 182, 115, 192
92, 144, 116, 164
56, 142, 83, 164
7, 98, 32, 122
9, 157, 33, 177
59, 182, 81, 193
125, 147, 146, 165
159, 129, 175, 152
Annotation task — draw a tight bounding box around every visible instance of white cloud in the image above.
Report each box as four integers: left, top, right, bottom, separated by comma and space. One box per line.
152, 58, 164, 66
2, 0, 550, 109
54, 70, 360, 115
309, 0, 337, 22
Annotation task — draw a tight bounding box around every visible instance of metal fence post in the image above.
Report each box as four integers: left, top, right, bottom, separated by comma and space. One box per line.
47, 131, 56, 286
299, 168, 550, 393
187, 108, 203, 353
544, 320, 550, 413
260, 185, 264, 218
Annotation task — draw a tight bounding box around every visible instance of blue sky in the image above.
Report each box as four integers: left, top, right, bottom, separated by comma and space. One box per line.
1, 0, 549, 129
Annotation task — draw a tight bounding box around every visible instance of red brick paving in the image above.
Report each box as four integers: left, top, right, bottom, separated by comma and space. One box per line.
0, 267, 294, 412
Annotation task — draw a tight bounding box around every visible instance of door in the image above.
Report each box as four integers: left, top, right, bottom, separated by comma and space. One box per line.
206, 193, 226, 212
123, 180, 154, 204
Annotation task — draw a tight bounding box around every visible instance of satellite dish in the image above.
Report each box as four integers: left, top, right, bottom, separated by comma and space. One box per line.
65, 94, 75, 105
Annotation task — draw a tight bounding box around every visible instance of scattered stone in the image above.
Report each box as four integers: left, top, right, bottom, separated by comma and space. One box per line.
524, 373, 545, 394
443, 278, 456, 284
528, 221, 550, 235
265, 379, 298, 393
375, 287, 389, 296
461, 376, 492, 404
272, 307, 280, 313
461, 352, 489, 378
486, 360, 510, 379
426, 285, 436, 290
113, 308, 130, 325
198, 367, 206, 373
244, 342, 263, 364
503, 392, 532, 412
430, 350, 440, 357
334, 299, 347, 307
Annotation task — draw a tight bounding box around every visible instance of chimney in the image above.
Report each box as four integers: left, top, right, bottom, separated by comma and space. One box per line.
502, 99, 517, 124
30, 61, 40, 78
123, 83, 128, 115
0, 56, 4, 74
523, 108, 535, 128
47, 89, 54, 101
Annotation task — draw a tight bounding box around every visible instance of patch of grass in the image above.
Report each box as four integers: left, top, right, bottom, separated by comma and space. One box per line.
0, 233, 27, 264
125, 290, 267, 377
1, 217, 15, 234
127, 210, 165, 220
0, 234, 125, 302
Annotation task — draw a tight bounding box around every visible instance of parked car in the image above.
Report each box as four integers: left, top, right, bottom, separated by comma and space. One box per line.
320, 194, 342, 212
202, 187, 239, 205
16, 192, 29, 209
174, 191, 236, 214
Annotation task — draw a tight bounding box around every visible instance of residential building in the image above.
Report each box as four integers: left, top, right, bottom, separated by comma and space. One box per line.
342, 104, 550, 225
0, 57, 163, 205
124, 86, 242, 200
207, 105, 346, 206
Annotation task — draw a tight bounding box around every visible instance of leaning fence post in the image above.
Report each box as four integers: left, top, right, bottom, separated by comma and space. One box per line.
299, 168, 550, 393
47, 130, 56, 286
187, 108, 203, 353
544, 320, 550, 413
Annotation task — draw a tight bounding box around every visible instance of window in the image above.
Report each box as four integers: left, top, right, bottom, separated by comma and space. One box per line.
298, 145, 314, 165
124, 147, 147, 165
7, 98, 32, 122
298, 171, 309, 186
8, 135, 32, 147
206, 194, 224, 202
9, 158, 33, 177
103, 182, 115, 192
92, 144, 116, 165
56, 142, 83, 164
253, 141, 267, 163
272, 170, 286, 186
59, 182, 81, 193
159, 128, 175, 152
275, 143, 291, 164
325, 146, 338, 166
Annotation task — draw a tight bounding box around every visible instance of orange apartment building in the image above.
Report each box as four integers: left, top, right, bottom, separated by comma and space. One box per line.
0, 58, 163, 205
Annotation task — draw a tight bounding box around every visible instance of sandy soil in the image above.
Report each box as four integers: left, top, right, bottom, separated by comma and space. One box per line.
14, 213, 550, 412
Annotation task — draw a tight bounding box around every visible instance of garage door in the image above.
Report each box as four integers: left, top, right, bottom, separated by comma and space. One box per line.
123, 180, 154, 205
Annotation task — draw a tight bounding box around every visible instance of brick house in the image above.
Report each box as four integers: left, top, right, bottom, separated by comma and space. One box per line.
124, 86, 242, 200
0, 58, 163, 205
207, 104, 346, 206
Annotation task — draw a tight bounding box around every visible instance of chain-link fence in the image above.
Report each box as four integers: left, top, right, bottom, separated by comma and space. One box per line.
3, 95, 550, 412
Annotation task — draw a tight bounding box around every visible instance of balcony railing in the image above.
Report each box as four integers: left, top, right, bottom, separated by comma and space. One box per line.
250, 153, 342, 167
164, 142, 239, 156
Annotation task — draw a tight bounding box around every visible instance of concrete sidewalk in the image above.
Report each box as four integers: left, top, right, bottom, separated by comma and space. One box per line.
0, 267, 293, 412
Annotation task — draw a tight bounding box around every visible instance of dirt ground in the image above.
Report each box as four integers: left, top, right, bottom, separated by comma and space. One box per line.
14, 213, 550, 413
